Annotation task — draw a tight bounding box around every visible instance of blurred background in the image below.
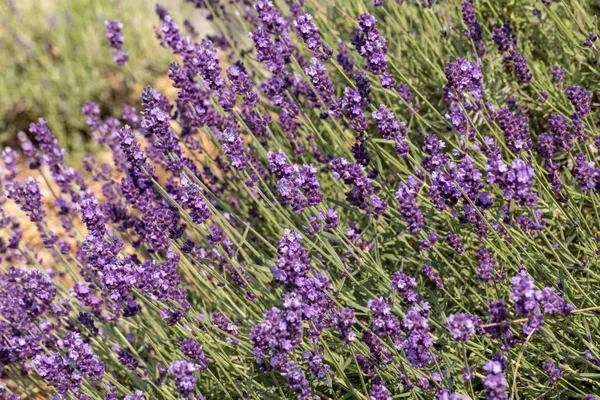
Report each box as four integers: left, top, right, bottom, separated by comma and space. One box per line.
0, 0, 211, 159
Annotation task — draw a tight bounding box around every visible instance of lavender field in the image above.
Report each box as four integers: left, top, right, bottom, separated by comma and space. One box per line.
1, 0, 600, 399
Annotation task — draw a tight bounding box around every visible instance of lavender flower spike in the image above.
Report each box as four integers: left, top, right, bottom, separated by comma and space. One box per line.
105, 20, 128, 65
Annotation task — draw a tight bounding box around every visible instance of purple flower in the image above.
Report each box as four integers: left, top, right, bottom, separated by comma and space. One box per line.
461, 1, 486, 54
268, 151, 324, 213
552, 65, 565, 83
402, 303, 434, 368
219, 122, 249, 170
179, 339, 210, 369
422, 264, 444, 289
250, 306, 301, 369
582, 32, 597, 48
249, 29, 285, 73
117, 349, 140, 371
446, 313, 481, 341
272, 229, 311, 289
361, 329, 393, 365
29, 118, 64, 166
303, 348, 333, 384
372, 104, 408, 156
548, 113, 573, 152
506, 50, 532, 83
456, 155, 484, 200
397, 83, 413, 103
329, 307, 356, 344
352, 14, 389, 75
123, 391, 145, 400
121, 103, 140, 129
0, 268, 56, 329
536, 287, 573, 316
212, 312, 240, 345
294, 14, 331, 60
446, 232, 464, 254
32, 332, 104, 394
370, 376, 392, 400
487, 152, 538, 207
5, 178, 46, 223
330, 158, 386, 216
337, 42, 354, 73
305, 58, 336, 107
396, 181, 424, 233
492, 24, 516, 52
496, 108, 532, 153
168, 360, 199, 395
391, 271, 418, 304
179, 179, 211, 224
368, 297, 401, 339
227, 61, 253, 95
542, 360, 563, 383
444, 58, 484, 106
318, 208, 339, 230
340, 87, 370, 132
485, 300, 510, 339
281, 360, 312, 399
567, 85, 592, 116
104, 20, 128, 65
477, 248, 505, 282
380, 74, 395, 89
482, 356, 508, 400
573, 153, 598, 192
510, 270, 543, 334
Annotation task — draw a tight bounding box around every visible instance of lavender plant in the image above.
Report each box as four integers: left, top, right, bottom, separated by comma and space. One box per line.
1, 0, 600, 399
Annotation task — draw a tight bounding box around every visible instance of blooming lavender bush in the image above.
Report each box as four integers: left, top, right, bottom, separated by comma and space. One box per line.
2, 0, 600, 399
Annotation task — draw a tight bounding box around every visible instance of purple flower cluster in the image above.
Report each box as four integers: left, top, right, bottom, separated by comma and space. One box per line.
168, 360, 200, 395
510, 270, 544, 334
180, 338, 210, 369
294, 14, 332, 60
444, 58, 484, 106
422, 264, 444, 289
219, 122, 249, 170
486, 145, 538, 207
331, 158, 387, 216
370, 376, 392, 400
305, 58, 336, 108
268, 150, 324, 213
5, 178, 46, 222
32, 333, 104, 394
477, 248, 505, 282
3, 0, 600, 398
446, 312, 481, 341
573, 153, 599, 192
492, 24, 516, 52
496, 108, 532, 153
329, 307, 356, 344
372, 104, 409, 156
352, 14, 389, 76
391, 271, 418, 304
567, 85, 592, 116
401, 303, 434, 368
396, 181, 424, 233
482, 354, 508, 400
446, 232, 464, 254
368, 297, 401, 339
542, 360, 563, 383
506, 50, 532, 83
461, 1, 486, 55
282, 360, 312, 399
104, 20, 128, 65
